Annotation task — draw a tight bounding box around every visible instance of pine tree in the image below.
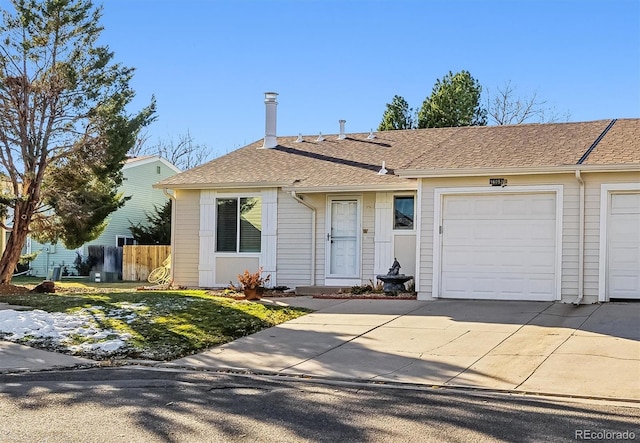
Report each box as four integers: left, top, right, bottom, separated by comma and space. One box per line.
417, 70, 487, 128
0, 0, 155, 283
378, 95, 415, 131
129, 201, 172, 245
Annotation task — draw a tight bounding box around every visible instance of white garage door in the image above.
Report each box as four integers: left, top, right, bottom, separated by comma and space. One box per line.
607, 193, 640, 299
441, 193, 557, 301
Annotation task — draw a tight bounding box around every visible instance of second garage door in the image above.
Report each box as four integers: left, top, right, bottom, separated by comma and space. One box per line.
441, 192, 558, 301
607, 193, 640, 299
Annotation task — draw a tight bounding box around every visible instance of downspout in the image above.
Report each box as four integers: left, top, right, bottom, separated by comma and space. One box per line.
572, 120, 615, 305
573, 170, 585, 306
163, 188, 176, 283
290, 191, 316, 285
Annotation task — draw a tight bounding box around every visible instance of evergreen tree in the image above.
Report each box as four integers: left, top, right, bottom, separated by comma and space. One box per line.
378, 95, 415, 131
417, 70, 487, 128
129, 200, 172, 245
0, 0, 155, 283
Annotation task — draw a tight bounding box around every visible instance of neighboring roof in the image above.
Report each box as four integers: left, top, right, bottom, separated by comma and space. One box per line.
156, 119, 639, 191
124, 155, 181, 173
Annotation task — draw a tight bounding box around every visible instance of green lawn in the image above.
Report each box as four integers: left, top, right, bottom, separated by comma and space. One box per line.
0, 282, 310, 361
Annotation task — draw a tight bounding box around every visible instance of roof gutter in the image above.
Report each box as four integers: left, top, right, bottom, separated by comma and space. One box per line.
396, 163, 640, 178
290, 191, 316, 285
282, 182, 418, 194
162, 188, 176, 201
573, 169, 585, 306
152, 181, 292, 190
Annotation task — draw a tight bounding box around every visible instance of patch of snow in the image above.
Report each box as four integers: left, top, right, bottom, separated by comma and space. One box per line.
0, 309, 133, 358
115, 302, 146, 310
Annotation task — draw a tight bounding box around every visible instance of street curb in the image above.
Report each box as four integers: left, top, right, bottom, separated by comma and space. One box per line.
150, 362, 640, 406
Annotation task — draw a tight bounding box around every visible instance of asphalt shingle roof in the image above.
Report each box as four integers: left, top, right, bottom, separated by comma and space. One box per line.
581, 119, 640, 165
157, 119, 639, 190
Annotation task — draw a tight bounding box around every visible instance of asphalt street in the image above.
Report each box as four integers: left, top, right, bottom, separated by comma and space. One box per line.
1, 367, 638, 443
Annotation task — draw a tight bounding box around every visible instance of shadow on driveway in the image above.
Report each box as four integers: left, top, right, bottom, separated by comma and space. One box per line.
171, 299, 640, 401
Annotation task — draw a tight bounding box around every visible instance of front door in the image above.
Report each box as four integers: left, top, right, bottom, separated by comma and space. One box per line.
326, 198, 360, 284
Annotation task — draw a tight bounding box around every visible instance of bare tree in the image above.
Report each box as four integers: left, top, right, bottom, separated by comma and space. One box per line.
129, 130, 151, 158
136, 131, 213, 170
487, 81, 570, 125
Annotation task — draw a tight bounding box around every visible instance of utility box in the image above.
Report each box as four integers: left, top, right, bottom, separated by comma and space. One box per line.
49, 266, 62, 281
90, 271, 119, 283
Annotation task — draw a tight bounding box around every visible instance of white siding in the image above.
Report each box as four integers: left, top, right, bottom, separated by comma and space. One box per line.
261, 189, 278, 283
312, 194, 327, 285
198, 190, 216, 286
418, 178, 435, 297
394, 235, 417, 280
217, 256, 260, 286
585, 173, 640, 301
168, 172, 638, 300
419, 175, 580, 303
188, 188, 277, 288
417, 172, 640, 303
276, 190, 313, 288
361, 192, 376, 283
172, 189, 200, 286
374, 192, 393, 276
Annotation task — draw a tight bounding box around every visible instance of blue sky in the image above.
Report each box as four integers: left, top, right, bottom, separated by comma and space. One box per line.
100, 0, 640, 160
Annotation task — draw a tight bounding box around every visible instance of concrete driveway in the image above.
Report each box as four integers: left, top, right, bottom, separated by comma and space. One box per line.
170, 298, 640, 402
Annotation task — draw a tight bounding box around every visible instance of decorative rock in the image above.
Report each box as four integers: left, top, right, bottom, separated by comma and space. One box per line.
31, 280, 56, 293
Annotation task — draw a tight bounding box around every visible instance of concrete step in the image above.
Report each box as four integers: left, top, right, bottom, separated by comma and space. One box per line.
295, 286, 350, 296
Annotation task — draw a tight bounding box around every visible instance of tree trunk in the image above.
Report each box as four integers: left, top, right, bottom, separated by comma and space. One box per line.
0, 202, 33, 284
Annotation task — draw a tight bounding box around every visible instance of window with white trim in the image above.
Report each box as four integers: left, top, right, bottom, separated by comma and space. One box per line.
393, 196, 414, 230
216, 197, 262, 252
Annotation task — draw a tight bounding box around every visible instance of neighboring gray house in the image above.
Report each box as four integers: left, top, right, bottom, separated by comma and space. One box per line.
28, 155, 180, 277
155, 93, 639, 304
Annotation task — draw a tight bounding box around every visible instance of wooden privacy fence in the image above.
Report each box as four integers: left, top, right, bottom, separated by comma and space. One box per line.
123, 245, 171, 281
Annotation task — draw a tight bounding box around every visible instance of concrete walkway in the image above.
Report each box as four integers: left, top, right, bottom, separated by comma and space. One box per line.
0, 341, 93, 372
170, 298, 640, 402
0, 302, 93, 372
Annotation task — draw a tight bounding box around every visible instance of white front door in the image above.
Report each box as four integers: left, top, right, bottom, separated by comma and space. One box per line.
326, 198, 360, 284
607, 193, 640, 299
